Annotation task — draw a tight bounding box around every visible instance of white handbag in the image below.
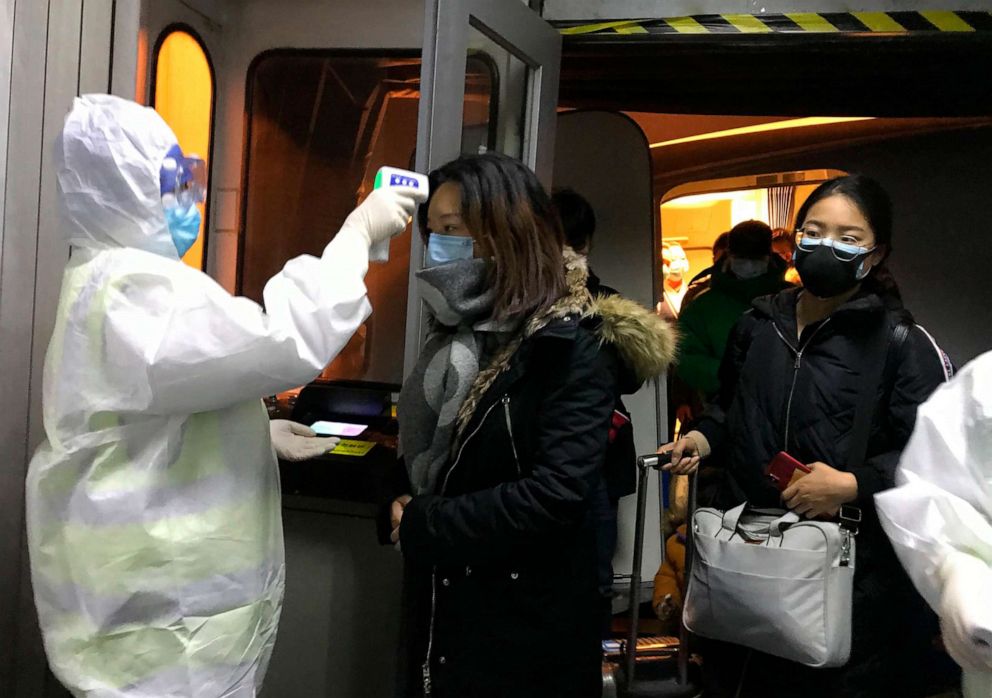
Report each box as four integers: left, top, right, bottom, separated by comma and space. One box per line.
683, 503, 856, 668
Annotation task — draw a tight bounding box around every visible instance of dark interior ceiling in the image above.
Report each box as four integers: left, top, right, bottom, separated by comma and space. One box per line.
558, 32, 992, 189
559, 33, 992, 117
619, 114, 992, 181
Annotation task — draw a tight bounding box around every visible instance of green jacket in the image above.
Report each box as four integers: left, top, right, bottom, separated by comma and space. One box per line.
675, 260, 790, 397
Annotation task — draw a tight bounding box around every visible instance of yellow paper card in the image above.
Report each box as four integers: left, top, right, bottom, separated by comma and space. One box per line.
329, 439, 375, 457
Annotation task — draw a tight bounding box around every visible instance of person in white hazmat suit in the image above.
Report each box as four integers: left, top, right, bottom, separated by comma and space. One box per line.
877, 351, 992, 698
25, 94, 425, 698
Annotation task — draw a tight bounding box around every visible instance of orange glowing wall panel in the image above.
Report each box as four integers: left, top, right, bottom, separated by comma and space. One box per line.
154, 30, 213, 270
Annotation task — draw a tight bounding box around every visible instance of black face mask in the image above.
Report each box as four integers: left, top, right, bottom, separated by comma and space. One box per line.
795, 246, 870, 299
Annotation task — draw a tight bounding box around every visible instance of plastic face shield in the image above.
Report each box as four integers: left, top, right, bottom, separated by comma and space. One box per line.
160, 144, 207, 208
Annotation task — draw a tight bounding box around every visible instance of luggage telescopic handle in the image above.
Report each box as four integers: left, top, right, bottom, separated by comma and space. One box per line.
636, 452, 673, 471
624, 452, 673, 688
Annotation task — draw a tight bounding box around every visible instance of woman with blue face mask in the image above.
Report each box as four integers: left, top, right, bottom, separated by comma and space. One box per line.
660, 174, 958, 697
380, 153, 676, 697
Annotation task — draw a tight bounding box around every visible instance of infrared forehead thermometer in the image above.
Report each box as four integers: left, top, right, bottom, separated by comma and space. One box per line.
369, 166, 429, 263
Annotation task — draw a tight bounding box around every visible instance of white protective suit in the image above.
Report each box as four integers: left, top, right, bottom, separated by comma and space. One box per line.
877, 351, 992, 698
26, 94, 421, 697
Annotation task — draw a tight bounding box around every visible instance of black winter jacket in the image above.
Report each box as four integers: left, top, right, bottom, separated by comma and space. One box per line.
695, 287, 951, 697
697, 288, 948, 509
400, 318, 615, 698
384, 259, 676, 698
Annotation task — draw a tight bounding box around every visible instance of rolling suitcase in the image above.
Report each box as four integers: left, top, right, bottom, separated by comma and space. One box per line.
607, 452, 700, 698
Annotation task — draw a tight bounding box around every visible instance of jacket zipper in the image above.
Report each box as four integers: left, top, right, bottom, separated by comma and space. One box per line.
773, 319, 830, 451
502, 396, 521, 477
422, 398, 502, 696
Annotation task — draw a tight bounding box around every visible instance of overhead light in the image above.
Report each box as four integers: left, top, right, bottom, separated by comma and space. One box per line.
664, 189, 765, 209
649, 117, 874, 149
664, 191, 739, 206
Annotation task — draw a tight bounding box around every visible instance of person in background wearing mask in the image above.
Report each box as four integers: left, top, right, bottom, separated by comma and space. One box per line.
25, 95, 424, 698
656, 242, 691, 322
674, 220, 789, 400
381, 153, 675, 697
877, 352, 992, 698
660, 174, 954, 697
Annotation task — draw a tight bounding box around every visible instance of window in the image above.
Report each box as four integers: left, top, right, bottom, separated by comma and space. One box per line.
152, 26, 215, 271
240, 51, 496, 386
660, 169, 846, 283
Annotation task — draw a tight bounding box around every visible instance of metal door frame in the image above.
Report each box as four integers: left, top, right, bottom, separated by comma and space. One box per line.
403, 0, 561, 378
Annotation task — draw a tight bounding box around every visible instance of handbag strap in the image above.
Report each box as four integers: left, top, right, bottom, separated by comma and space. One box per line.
720, 503, 748, 533
847, 319, 910, 470
769, 510, 801, 537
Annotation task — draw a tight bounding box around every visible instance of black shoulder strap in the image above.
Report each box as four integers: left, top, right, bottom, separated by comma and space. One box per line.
847, 319, 911, 470
886, 322, 911, 386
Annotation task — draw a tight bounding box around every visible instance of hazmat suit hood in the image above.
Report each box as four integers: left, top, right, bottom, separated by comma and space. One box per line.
56, 94, 179, 258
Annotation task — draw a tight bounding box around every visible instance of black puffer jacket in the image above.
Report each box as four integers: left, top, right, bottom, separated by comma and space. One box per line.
388, 259, 676, 698
695, 287, 951, 697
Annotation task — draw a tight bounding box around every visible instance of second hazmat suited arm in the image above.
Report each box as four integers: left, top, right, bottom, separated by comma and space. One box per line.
104, 187, 423, 415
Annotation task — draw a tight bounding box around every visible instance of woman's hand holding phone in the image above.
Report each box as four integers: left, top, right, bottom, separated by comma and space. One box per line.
782, 462, 859, 518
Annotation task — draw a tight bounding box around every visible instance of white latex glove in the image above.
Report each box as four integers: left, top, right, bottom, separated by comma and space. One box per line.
341, 186, 426, 247
269, 420, 340, 461
940, 551, 992, 672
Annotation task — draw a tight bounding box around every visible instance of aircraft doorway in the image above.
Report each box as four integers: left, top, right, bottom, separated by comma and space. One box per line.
557, 28, 992, 367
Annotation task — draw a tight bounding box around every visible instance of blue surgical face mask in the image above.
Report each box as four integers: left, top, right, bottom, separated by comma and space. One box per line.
426, 232, 474, 267
165, 203, 201, 258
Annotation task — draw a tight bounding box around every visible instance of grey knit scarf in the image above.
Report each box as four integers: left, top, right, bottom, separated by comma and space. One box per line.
398, 258, 512, 495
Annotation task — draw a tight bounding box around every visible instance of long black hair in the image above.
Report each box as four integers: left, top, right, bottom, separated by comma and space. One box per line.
794, 173, 902, 304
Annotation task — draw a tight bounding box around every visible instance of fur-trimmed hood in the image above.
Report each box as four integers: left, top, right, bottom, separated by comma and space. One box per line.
591, 292, 677, 392
455, 248, 676, 437
543, 246, 677, 390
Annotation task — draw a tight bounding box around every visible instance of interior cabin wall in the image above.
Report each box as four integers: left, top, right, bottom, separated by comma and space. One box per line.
0, 2, 122, 696
544, 0, 992, 20
655, 126, 992, 368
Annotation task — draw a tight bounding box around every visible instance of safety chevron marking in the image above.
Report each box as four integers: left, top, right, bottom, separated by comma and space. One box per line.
559, 11, 992, 35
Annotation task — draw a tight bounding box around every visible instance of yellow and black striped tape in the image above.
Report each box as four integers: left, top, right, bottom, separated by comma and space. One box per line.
559, 11, 992, 36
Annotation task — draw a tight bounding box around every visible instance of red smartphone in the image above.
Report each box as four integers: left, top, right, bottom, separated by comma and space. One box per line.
766, 451, 812, 492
